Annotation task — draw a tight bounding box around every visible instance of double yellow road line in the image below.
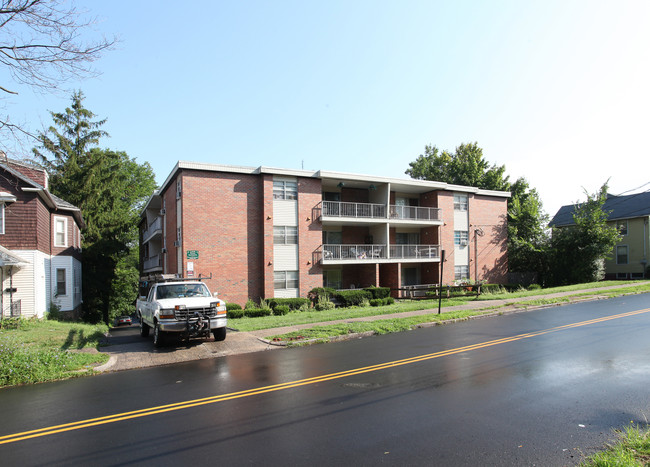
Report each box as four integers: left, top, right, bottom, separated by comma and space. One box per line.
2, 307, 648, 445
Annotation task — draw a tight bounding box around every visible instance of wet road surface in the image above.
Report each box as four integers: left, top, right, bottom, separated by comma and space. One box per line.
1, 293, 650, 465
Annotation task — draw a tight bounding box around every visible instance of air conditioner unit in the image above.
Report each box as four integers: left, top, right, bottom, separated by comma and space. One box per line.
173, 241, 180, 247
160, 209, 166, 215
460, 240, 468, 246
161, 248, 167, 253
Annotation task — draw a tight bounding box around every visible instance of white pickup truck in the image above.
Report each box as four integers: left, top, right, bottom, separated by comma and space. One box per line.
137, 278, 227, 347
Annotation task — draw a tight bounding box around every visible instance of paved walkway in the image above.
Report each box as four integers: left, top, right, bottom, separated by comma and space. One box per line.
96, 283, 642, 373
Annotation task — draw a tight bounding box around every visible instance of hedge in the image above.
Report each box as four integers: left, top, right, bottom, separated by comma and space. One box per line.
364, 287, 391, 300
335, 290, 372, 307
267, 298, 310, 310
244, 308, 273, 318
273, 305, 290, 316
227, 309, 244, 319
226, 303, 242, 311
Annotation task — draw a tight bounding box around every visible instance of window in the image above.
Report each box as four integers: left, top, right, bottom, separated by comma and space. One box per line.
455, 265, 469, 280
454, 194, 468, 211
324, 270, 342, 289
273, 180, 297, 200
616, 245, 628, 265
0, 203, 4, 234
616, 220, 628, 236
56, 269, 67, 296
454, 230, 469, 246
274, 271, 298, 290
396, 233, 420, 245
274, 226, 298, 244
322, 231, 342, 244
54, 217, 68, 247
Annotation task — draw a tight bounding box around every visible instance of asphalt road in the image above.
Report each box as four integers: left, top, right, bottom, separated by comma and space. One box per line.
1, 293, 650, 466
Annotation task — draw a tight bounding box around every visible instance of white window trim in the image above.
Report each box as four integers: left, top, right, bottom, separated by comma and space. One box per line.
54, 216, 68, 247
453, 194, 468, 211
56, 268, 67, 297
616, 220, 628, 236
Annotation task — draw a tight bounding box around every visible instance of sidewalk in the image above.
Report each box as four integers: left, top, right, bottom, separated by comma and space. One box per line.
96, 283, 642, 373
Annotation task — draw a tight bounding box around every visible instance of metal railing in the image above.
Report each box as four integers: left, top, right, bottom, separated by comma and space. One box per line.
389, 205, 441, 221
320, 244, 440, 262
319, 201, 441, 222
321, 201, 386, 219
143, 217, 162, 242
389, 244, 440, 260
144, 255, 162, 271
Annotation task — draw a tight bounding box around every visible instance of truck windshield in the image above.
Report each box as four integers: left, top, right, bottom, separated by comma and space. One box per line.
156, 284, 211, 299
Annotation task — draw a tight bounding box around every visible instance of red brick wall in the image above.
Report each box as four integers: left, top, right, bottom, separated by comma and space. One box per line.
341, 188, 369, 203
342, 264, 378, 289
298, 177, 323, 296
179, 169, 264, 305
342, 226, 370, 244
468, 195, 508, 284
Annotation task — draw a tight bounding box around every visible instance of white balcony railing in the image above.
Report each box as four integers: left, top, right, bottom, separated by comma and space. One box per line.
320, 244, 440, 262
389, 205, 441, 222
389, 244, 440, 260
322, 201, 386, 219
144, 254, 162, 271
319, 201, 441, 222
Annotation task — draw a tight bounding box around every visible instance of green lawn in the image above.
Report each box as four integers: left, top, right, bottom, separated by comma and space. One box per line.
0, 318, 109, 387
582, 423, 650, 466
230, 280, 650, 335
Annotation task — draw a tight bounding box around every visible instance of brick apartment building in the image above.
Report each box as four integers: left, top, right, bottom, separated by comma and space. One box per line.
139, 161, 510, 305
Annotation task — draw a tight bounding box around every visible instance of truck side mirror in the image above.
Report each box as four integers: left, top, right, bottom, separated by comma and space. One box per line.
213, 292, 218, 297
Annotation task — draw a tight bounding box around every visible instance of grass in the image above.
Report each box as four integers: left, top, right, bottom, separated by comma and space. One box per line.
582, 423, 650, 466
0, 318, 109, 387
267, 309, 494, 344
257, 280, 650, 343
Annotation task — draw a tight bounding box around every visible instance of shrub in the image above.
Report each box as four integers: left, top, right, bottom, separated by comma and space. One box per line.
244, 308, 273, 318
47, 302, 65, 321
528, 283, 542, 290
309, 287, 337, 304
227, 309, 244, 319
244, 299, 258, 310
298, 303, 310, 312
335, 290, 372, 307
226, 302, 242, 311
370, 299, 383, 307
268, 298, 310, 310
384, 297, 395, 305
364, 287, 391, 300
273, 305, 290, 316
314, 295, 335, 311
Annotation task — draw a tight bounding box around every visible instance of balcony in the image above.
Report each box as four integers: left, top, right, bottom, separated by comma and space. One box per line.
319, 244, 440, 264
143, 254, 162, 272
318, 201, 441, 224
142, 217, 162, 243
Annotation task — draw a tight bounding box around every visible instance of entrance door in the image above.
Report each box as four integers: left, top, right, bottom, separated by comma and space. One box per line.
401, 267, 419, 286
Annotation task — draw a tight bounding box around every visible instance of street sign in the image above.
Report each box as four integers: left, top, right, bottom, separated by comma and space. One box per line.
186, 250, 199, 259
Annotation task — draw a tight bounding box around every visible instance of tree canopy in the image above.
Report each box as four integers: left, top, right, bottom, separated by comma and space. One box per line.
0, 0, 114, 144
405, 142, 510, 191
34, 92, 155, 323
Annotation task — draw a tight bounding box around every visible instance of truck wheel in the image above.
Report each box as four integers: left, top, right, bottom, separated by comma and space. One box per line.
153, 322, 165, 347
212, 327, 226, 342
140, 316, 150, 337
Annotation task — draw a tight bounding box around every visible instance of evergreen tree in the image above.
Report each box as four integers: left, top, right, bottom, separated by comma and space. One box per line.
33, 92, 156, 323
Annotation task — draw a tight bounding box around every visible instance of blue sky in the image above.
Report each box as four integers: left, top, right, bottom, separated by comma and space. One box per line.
7, 0, 650, 216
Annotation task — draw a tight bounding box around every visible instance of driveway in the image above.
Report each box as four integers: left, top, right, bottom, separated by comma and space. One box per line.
97, 321, 279, 372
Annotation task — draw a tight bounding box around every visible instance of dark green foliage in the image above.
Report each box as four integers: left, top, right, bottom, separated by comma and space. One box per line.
548, 183, 621, 286
309, 287, 337, 302
268, 298, 310, 310
528, 284, 542, 290
273, 305, 290, 316
384, 297, 395, 305
244, 308, 273, 318
227, 309, 244, 319
335, 290, 372, 307
364, 287, 391, 300
226, 303, 242, 311
370, 299, 383, 307
33, 92, 156, 324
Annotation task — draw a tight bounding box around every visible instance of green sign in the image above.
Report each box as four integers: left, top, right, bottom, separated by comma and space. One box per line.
186, 250, 199, 259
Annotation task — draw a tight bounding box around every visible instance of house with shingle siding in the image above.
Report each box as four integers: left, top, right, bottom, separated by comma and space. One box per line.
0, 159, 84, 318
